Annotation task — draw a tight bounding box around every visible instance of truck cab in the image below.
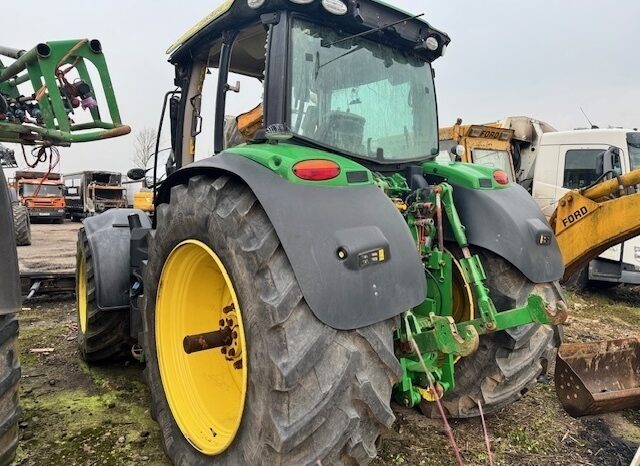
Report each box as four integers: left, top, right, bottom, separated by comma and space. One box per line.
532, 128, 640, 285
439, 121, 517, 181
9, 171, 66, 222
64, 171, 127, 220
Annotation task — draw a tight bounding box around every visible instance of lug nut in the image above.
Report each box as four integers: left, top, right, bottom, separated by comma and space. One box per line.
228, 349, 235, 357
233, 360, 243, 369
219, 319, 225, 326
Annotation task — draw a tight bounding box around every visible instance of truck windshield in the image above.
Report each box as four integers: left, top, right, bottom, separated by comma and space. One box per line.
628, 132, 640, 170
20, 184, 63, 197
472, 149, 513, 180
289, 19, 438, 162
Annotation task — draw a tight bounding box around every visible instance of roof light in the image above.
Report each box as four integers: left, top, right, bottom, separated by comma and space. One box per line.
425, 36, 439, 51
293, 160, 341, 181
247, 0, 265, 8
322, 0, 348, 15
493, 170, 509, 185
289, 0, 314, 4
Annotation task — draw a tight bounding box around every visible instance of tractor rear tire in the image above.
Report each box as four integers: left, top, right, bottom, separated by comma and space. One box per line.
0, 314, 21, 466
12, 204, 30, 246
420, 247, 564, 418
142, 175, 401, 465
75, 228, 130, 363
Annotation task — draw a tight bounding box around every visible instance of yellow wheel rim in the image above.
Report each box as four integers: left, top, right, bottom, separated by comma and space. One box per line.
77, 255, 88, 334
450, 252, 474, 324
445, 252, 475, 365
156, 240, 248, 455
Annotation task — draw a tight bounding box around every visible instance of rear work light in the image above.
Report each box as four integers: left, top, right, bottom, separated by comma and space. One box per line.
293, 159, 341, 181
493, 170, 509, 185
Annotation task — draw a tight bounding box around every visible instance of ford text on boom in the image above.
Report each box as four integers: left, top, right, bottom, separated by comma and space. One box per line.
561, 206, 589, 227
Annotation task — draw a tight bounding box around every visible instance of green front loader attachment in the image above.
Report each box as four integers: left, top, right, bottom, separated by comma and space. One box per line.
0, 40, 129, 146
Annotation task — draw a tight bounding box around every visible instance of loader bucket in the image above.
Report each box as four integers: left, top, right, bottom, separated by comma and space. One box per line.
555, 338, 640, 417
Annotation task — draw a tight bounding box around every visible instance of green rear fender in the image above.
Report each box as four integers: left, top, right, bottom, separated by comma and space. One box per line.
421, 160, 563, 283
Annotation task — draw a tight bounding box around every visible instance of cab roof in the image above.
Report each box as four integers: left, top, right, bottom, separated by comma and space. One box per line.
540, 128, 638, 146
167, 0, 450, 61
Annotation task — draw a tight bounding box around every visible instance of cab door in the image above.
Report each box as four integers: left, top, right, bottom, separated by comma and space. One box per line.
556, 144, 622, 264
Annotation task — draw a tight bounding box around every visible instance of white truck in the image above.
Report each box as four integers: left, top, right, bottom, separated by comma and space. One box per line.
498, 117, 640, 287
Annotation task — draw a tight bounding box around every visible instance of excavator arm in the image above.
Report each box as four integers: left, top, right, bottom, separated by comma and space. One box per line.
550, 168, 640, 281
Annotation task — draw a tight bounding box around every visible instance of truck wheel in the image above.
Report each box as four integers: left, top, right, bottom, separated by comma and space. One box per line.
76, 228, 130, 363
142, 175, 401, 465
0, 314, 21, 466
420, 247, 564, 418
12, 204, 31, 246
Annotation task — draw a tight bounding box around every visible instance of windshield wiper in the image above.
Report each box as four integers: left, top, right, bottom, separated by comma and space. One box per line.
321, 13, 424, 48
315, 45, 363, 77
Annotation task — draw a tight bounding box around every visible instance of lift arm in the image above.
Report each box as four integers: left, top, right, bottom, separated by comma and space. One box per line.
550, 168, 640, 281
0, 40, 130, 146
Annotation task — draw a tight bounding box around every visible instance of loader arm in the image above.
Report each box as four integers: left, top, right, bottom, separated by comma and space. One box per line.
550, 168, 640, 281
0, 40, 129, 146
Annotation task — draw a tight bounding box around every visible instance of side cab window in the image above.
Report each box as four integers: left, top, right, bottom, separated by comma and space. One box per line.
562, 148, 619, 189
187, 24, 268, 161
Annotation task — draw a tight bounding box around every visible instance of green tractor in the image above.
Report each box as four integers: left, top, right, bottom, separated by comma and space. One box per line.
77, 0, 566, 463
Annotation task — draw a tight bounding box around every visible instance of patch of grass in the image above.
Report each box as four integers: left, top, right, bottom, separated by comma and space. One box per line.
505, 428, 544, 453
568, 290, 640, 328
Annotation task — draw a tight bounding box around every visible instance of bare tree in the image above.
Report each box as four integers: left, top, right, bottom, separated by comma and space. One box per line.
132, 127, 157, 169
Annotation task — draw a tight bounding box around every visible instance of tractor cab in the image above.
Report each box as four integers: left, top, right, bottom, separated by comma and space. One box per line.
165, 0, 450, 170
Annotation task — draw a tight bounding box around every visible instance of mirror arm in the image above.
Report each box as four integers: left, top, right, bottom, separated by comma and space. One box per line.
153, 89, 181, 205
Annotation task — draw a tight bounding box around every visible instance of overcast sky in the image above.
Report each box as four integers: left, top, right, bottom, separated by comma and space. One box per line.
3, 0, 640, 174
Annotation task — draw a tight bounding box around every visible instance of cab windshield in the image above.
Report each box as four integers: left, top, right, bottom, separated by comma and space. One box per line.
628, 132, 640, 170
20, 184, 63, 197
472, 149, 514, 180
289, 19, 438, 162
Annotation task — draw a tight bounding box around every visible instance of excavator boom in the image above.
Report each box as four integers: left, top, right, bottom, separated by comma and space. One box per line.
551, 168, 640, 281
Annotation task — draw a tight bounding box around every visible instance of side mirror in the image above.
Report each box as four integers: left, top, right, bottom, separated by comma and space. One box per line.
127, 168, 146, 181
596, 146, 622, 177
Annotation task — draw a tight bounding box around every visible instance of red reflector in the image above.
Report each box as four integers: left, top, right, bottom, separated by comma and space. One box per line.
493, 170, 509, 185
293, 159, 341, 181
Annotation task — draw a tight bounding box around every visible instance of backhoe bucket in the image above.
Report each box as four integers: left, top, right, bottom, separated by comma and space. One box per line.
555, 338, 640, 417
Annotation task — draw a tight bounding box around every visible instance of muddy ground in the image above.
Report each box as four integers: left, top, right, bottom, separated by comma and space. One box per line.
13, 224, 640, 465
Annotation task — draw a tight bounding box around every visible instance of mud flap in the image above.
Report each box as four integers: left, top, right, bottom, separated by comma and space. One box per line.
83, 208, 151, 310
158, 154, 427, 330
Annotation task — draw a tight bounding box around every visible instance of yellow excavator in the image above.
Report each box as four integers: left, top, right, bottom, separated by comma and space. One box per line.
441, 119, 640, 416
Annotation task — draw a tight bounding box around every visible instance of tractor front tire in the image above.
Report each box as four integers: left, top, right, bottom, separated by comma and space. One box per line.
12, 204, 30, 246
143, 175, 401, 465
421, 248, 564, 418
75, 228, 130, 363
